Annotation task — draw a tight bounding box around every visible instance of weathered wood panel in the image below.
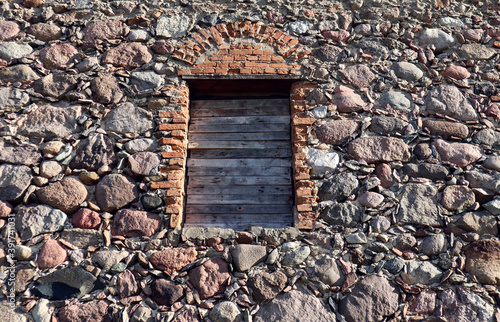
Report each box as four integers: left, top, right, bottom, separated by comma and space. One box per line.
188, 140, 290, 149
185, 98, 293, 230
187, 175, 292, 186
190, 149, 292, 159
189, 131, 290, 141
188, 123, 290, 133
190, 115, 290, 125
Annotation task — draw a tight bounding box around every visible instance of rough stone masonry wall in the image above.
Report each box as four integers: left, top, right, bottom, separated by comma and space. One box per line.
1, 0, 500, 321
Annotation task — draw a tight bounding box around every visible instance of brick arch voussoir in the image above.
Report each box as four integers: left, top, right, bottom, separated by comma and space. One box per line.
172, 20, 311, 70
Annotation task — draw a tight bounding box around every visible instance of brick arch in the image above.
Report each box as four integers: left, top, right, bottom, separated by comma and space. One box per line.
173, 21, 312, 77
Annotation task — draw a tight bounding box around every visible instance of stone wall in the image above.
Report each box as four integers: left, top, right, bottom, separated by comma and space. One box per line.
0, 0, 500, 321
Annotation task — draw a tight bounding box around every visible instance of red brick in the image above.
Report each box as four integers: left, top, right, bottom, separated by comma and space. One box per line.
292, 117, 316, 125
270, 63, 293, 68
294, 180, 314, 189
171, 130, 186, 138
159, 123, 187, 132
297, 204, 313, 212
172, 117, 188, 124
202, 68, 215, 74
252, 69, 264, 74
245, 62, 268, 68
298, 220, 313, 230
159, 138, 186, 149
215, 68, 228, 74
264, 68, 277, 74
177, 69, 190, 76
162, 151, 185, 159
259, 56, 271, 61
272, 56, 284, 62
277, 69, 290, 75
229, 62, 243, 68
296, 188, 312, 197
150, 180, 183, 190
210, 56, 223, 61
209, 26, 223, 44
234, 56, 246, 61
165, 204, 182, 214
247, 56, 259, 61
169, 158, 184, 167
240, 69, 252, 74
158, 111, 187, 118
197, 62, 217, 67
166, 188, 183, 197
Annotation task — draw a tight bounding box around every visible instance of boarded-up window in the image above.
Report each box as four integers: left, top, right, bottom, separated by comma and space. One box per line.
184, 97, 293, 230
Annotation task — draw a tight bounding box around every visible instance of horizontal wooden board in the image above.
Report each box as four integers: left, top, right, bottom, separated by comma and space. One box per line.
190, 116, 290, 125
188, 140, 291, 150
188, 123, 290, 133
186, 194, 293, 205
187, 185, 292, 195
188, 158, 291, 168
187, 175, 292, 186
184, 215, 293, 230
191, 106, 289, 117
187, 166, 291, 176
189, 149, 292, 159
188, 131, 290, 141
191, 99, 289, 109
186, 204, 293, 214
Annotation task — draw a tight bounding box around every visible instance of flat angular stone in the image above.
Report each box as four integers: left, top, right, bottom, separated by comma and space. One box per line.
339, 275, 400, 322
0, 65, 39, 82
95, 174, 138, 212
91, 74, 123, 105
334, 85, 366, 112
27, 23, 63, 41
128, 152, 160, 176
322, 201, 363, 227
464, 239, 500, 284
82, 19, 129, 49
316, 120, 358, 145
72, 208, 101, 229
232, 245, 267, 272
36, 177, 87, 214
422, 119, 469, 140
101, 43, 152, 70
347, 136, 410, 163
424, 85, 477, 121
0, 141, 41, 166
70, 133, 116, 171
37, 239, 67, 270
157, 15, 192, 38
0, 21, 20, 41
456, 43, 497, 60
0, 164, 32, 202
308, 255, 345, 286
378, 91, 412, 110
248, 271, 287, 303
58, 300, 109, 322
0, 42, 32, 61
92, 249, 128, 270
441, 185, 475, 211
102, 102, 154, 135
151, 279, 184, 306
455, 211, 498, 236
117, 269, 139, 298
409, 290, 436, 315
369, 116, 408, 136
319, 172, 359, 202
397, 183, 442, 227
305, 148, 340, 174
432, 139, 482, 167
15, 205, 67, 241
402, 163, 449, 181
254, 287, 336, 322
32, 266, 96, 300
19, 105, 82, 139
60, 228, 102, 248
407, 261, 443, 285
39, 43, 78, 69
34, 72, 77, 99
188, 257, 230, 300
342, 64, 375, 88
440, 288, 495, 322
465, 171, 500, 191
111, 209, 162, 237
149, 247, 198, 276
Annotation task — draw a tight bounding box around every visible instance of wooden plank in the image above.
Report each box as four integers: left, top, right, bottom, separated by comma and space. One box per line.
189, 116, 290, 125
191, 99, 289, 109
187, 166, 291, 176
186, 194, 293, 205
188, 140, 290, 149
188, 123, 290, 133
189, 149, 292, 159
191, 106, 289, 117
187, 175, 292, 186
184, 214, 292, 230
187, 185, 292, 195
186, 204, 293, 214
188, 158, 291, 168
188, 132, 290, 141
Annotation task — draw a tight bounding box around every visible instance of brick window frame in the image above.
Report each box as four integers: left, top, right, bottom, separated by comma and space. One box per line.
150, 21, 319, 230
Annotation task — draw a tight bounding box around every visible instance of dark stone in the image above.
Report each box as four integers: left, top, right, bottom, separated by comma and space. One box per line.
369, 116, 408, 136
70, 133, 116, 171
402, 163, 449, 181
318, 172, 359, 202
141, 195, 163, 211
151, 279, 184, 306
32, 266, 96, 300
